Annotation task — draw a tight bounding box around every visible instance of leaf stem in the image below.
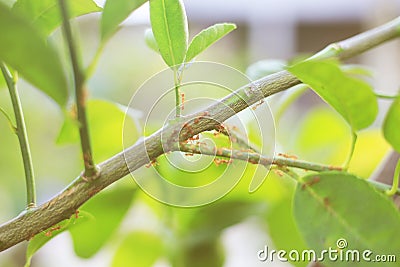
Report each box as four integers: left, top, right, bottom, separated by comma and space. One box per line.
59, 0, 98, 178
86, 41, 106, 79
274, 84, 308, 122
174, 70, 182, 117
374, 92, 399, 100
1, 63, 36, 208
0, 106, 17, 132
343, 132, 357, 170
385, 158, 400, 197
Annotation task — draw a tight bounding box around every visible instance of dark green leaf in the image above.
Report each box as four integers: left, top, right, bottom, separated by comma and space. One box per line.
293, 172, 400, 267
185, 23, 236, 62
383, 96, 400, 153
288, 59, 378, 131
12, 0, 101, 36
25, 211, 92, 267
178, 200, 265, 245
144, 28, 160, 53
112, 231, 163, 267
57, 100, 139, 162
150, 0, 188, 68
180, 239, 225, 267
0, 3, 68, 106
101, 0, 147, 41
69, 185, 136, 258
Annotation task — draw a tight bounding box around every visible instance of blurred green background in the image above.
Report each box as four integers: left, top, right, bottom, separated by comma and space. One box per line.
1, 0, 399, 266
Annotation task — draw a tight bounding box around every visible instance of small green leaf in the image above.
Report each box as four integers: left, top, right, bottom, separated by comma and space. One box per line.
112, 231, 164, 267
144, 28, 160, 53
383, 96, 400, 153
150, 0, 188, 68
12, 0, 101, 36
101, 0, 147, 41
293, 172, 400, 267
69, 185, 136, 258
246, 59, 286, 80
57, 100, 139, 162
25, 211, 92, 267
0, 2, 68, 106
288, 59, 378, 131
185, 23, 236, 62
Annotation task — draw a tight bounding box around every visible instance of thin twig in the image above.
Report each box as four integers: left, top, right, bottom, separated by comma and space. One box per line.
177, 142, 342, 172
0, 63, 36, 208
178, 143, 400, 196
58, 0, 98, 178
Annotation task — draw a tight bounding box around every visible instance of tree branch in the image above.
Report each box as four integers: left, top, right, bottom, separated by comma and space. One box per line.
0, 16, 399, 252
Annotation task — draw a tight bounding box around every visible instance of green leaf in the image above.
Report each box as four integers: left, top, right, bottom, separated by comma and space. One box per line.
293, 172, 400, 267
25, 211, 92, 267
180, 239, 225, 267
144, 28, 160, 53
341, 64, 373, 77
383, 96, 400, 153
185, 23, 236, 62
112, 231, 164, 267
0, 3, 68, 106
288, 59, 378, 131
69, 185, 136, 258
12, 0, 101, 36
264, 173, 308, 267
57, 100, 139, 162
246, 59, 286, 80
150, 0, 188, 68
101, 0, 147, 41
178, 200, 264, 245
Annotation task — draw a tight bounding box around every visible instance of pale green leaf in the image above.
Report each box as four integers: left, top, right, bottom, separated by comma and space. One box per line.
144, 28, 160, 53
56, 99, 139, 162
150, 0, 188, 68
12, 0, 101, 36
0, 3, 68, 106
341, 64, 373, 77
293, 172, 400, 267
69, 185, 136, 258
25, 211, 92, 267
383, 96, 400, 153
288, 59, 378, 131
101, 0, 147, 41
185, 23, 236, 62
246, 59, 286, 80
112, 232, 163, 267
